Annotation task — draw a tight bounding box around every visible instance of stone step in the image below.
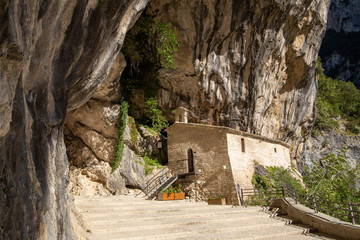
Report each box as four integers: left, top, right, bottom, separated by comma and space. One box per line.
82, 207, 267, 222
79, 206, 262, 216
88, 222, 304, 240
86, 211, 270, 227
76, 202, 260, 211
265, 233, 334, 240
74, 196, 147, 203
75, 195, 325, 240
77, 202, 232, 210
88, 213, 283, 232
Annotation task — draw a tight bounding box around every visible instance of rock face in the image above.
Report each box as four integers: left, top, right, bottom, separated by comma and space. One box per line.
319, 0, 360, 87
327, 0, 360, 33
64, 78, 160, 195
300, 122, 360, 172
0, 1, 148, 239
147, 0, 330, 154
0, 0, 331, 239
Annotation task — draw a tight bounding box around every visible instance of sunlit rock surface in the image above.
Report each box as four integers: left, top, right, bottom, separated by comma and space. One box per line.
148, 0, 330, 153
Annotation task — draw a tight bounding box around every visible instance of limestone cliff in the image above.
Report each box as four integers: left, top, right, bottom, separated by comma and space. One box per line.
319, 0, 360, 87
0, 1, 148, 239
65, 0, 331, 196
0, 0, 330, 239
301, 123, 360, 172
148, 0, 330, 154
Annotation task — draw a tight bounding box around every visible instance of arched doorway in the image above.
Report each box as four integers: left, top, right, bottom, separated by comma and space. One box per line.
187, 149, 194, 172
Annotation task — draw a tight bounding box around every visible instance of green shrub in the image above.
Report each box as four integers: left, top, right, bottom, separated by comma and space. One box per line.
315, 59, 360, 133
141, 125, 157, 136
303, 148, 360, 223
345, 122, 360, 135
145, 98, 168, 132
112, 100, 128, 172
252, 153, 360, 223
252, 166, 306, 195
142, 153, 162, 176
128, 116, 139, 146
121, 13, 178, 100
152, 19, 178, 70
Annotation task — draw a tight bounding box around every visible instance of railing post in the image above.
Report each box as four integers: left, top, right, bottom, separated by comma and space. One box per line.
281, 187, 285, 198
313, 195, 318, 213
349, 202, 356, 225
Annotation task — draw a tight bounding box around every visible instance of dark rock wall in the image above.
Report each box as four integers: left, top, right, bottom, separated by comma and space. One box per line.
320, 0, 360, 87
0, 0, 148, 239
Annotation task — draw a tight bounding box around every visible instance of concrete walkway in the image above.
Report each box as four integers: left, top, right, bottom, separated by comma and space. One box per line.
74, 195, 334, 240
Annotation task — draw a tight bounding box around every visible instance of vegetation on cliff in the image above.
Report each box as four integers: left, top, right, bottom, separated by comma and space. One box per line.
252, 148, 360, 222
146, 98, 168, 133
314, 59, 360, 134
303, 148, 360, 205
120, 11, 176, 133
140, 154, 162, 176
120, 12, 178, 99
112, 100, 128, 171
252, 166, 304, 193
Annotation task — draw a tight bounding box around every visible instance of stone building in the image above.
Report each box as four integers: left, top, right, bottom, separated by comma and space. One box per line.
166, 111, 292, 205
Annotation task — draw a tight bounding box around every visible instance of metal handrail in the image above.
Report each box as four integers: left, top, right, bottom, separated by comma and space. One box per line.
239, 186, 360, 225
145, 167, 168, 187
145, 168, 172, 196
138, 158, 204, 198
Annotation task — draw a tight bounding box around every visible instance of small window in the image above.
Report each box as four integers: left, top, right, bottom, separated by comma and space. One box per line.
274, 148, 277, 153
241, 138, 245, 153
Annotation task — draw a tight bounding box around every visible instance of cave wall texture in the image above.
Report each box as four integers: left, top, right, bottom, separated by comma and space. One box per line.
0, 0, 148, 239
0, 0, 330, 239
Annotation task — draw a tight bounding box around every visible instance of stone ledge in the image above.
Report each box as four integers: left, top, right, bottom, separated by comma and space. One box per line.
271, 198, 360, 240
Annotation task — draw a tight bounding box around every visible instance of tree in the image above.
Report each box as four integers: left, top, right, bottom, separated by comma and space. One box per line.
303, 148, 360, 204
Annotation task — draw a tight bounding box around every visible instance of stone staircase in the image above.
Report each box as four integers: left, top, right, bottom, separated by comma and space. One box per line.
74, 195, 335, 240
145, 176, 178, 200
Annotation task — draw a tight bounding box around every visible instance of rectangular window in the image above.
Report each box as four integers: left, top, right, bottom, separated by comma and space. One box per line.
241, 138, 245, 153
274, 148, 277, 153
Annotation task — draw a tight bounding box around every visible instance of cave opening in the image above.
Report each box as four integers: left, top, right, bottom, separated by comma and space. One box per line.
63, 7, 174, 197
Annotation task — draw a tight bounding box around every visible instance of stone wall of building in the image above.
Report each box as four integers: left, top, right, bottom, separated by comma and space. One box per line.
167, 123, 292, 205
227, 133, 291, 189
167, 123, 239, 205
